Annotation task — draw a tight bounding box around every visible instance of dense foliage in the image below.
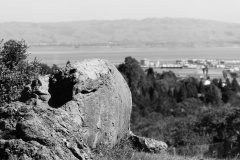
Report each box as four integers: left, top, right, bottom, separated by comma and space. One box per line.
0, 39, 59, 106
118, 56, 240, 158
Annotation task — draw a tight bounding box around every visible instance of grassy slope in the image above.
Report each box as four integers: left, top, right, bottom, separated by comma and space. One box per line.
1, 18, 240, 47
132, 152, 217, 160
97, 152, 229, 160
93, 139, 233, 160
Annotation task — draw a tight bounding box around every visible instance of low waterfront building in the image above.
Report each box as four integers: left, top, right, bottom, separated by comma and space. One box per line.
154, 61, 160, 67
140, 58, 150, 66
161, 64, 183, 68
176, 59, 188, 65
216, 64, 225, 68
223, 60, 240, 64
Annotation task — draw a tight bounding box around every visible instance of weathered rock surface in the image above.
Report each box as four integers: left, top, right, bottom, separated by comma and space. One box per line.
38, 75, 51, 102
129, 132, 168, 153
0, 102, 92, 160
0, 59, 167, 160
39, 75, 50, 94
19, 75, 50, 103
48, 59, 132, 148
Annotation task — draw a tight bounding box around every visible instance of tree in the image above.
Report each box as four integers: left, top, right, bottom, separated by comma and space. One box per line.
177, 83, 188, 102
0, 39, 29, 69
218, 79, 223, 91
230, 72, 238, 79
158, 71, 177, 82
40, 63, 52, 75
147, 67, 155, 82
52, 64, 60, 73
226, 78, 232, 90
231, 78, 240, 92
204, 84, 222, 105
118, 56, 146, 93
198, 80, 204, 93
0, 39, 42, 105
118, 57, 151, 112
212, 78, 219, 87
186, 82, 198, 99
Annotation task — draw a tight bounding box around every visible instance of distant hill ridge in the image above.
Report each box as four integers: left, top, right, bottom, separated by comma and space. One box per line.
1, 18, 240, 47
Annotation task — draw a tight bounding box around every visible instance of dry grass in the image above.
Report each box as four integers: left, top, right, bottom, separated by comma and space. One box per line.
93, 136, 238, 160
131, 152, 216, 160
96, 151, 239, 160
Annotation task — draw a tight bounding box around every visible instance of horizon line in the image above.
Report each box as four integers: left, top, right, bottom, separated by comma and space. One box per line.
0, 17, 240, 25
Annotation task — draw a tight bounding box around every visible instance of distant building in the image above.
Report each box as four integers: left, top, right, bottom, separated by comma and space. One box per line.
176, 59, 188, 65
224, 60, 240, 64
234, 67, 240, 72
153, 61, 160, 67
149, 62, 154, 67
216, 64, 225, 68
161, 64, 183, 68
208, 61, 218, 67
140, 58, 150, 66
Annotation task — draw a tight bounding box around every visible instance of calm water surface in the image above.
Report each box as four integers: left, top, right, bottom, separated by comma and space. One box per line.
28, 47, 240, 66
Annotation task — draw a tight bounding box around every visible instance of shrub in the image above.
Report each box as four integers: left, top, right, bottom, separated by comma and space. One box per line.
0, 40, 42, 105
0, 39, 29, 70
196, 107, 240, 158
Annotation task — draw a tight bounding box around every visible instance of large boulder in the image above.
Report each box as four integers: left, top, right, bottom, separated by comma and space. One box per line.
0, 59, 167, 160
48, 59, 132, 148
0, 102, 92, 160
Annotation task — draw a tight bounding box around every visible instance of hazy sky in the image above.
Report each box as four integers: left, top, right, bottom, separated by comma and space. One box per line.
0, 0, 240, 23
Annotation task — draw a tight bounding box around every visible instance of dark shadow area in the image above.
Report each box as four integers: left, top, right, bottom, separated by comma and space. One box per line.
48, 69, 77, 108
80, 89, 97, 94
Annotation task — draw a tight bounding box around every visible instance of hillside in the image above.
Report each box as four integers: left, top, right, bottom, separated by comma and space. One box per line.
1, 18, 240, 47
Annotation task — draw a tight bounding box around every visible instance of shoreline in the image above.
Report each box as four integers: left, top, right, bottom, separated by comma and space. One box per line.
28, 46, 240, 55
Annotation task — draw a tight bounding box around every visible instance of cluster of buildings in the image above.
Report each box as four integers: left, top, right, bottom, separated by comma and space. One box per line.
140, 58, 183, 68
176, 59, 240, 70
176, 59, 224, 68
140, 58, 160, 68
140, 58, 240, 71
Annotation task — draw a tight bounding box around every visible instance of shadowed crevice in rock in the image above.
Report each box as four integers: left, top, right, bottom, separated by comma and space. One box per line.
48, 68, 78, 108
80, 88, 97, 94
68, 147, 84, 160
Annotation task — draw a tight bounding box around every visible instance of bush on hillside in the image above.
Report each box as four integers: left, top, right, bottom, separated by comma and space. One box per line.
0, 39, 29, 70
196, 107, 240, 158
0, 39, 54, 106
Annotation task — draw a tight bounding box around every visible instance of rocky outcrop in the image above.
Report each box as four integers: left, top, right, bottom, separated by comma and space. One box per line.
48, 59, 132, 148
0, 102, 92, 160
38, 75, 51, 102
19, 75, 50, 103
0, 59, 167, 160
129, 132, 168, 153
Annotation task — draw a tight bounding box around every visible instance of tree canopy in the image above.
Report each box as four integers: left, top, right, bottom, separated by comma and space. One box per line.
0, 39, 29, 69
